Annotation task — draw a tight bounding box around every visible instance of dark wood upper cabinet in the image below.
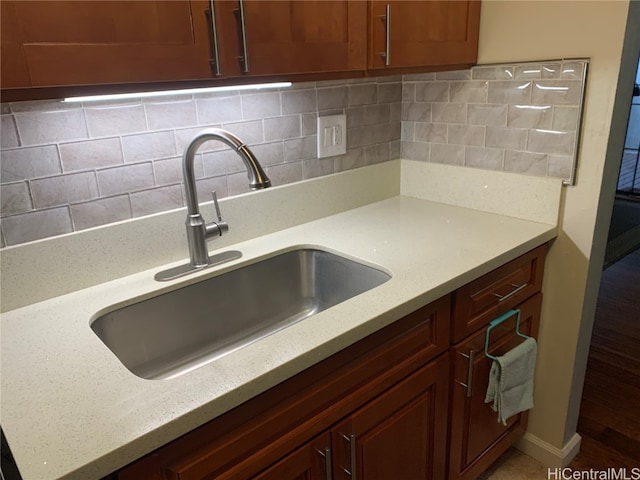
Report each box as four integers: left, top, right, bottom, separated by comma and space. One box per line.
1, 1, 214, 89
215, 1, 367, 77
368, 0, 481, 71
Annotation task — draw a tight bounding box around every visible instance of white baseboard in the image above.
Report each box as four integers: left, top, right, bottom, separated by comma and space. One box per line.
516, 432, 582, 467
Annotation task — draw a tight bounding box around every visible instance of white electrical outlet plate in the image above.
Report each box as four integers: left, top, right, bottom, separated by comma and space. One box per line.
317, 113, 347, 158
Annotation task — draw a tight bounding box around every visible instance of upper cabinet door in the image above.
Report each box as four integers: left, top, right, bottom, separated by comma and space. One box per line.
1, 0, 214, 89
215, 0, 367, 77
368, 0, 480, 71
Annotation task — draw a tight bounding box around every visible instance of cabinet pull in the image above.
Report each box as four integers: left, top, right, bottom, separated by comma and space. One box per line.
378, 4, 391, 66
207, 0, 221, 75
492, 282, 528, 303
316, 447, 333, 480
341, 433, 357, 479
237, 0, 250, 73
455, 350, 475, 397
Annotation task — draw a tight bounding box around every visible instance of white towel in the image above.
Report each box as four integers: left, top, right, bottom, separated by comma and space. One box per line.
485, 337, 537, 426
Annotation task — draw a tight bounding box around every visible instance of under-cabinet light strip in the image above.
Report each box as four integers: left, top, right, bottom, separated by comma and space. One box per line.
61, 82, 292, 103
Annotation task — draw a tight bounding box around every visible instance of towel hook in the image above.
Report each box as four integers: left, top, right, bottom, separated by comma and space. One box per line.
484, 309, 530, 361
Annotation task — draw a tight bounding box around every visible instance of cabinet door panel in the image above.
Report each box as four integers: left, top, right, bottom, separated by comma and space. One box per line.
216, 0, 366, 77
369, 0, 480, 70
449, 293, 542, 480
3, 1, 213, 87
332, 354, 449, 480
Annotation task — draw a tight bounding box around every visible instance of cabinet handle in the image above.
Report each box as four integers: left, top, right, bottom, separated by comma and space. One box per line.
237, 0, 250, 73
316, 447, 333, 480
207, 0, 221, 75
341, 433, 357, 479
455, 350, 475, 397
492, 282, 528, 303
378, 4, 391, 66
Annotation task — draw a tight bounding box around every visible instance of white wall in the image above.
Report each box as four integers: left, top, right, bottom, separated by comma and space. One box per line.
478, 0, 637, 463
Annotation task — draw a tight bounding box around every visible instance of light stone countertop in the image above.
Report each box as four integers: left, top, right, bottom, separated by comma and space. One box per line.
0, 195, 557, 480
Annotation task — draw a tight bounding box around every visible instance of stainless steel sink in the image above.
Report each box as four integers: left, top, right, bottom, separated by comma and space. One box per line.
91, 248, 391, 380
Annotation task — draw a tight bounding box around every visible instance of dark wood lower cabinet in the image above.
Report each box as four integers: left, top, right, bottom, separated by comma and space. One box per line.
448, 293, 542, 480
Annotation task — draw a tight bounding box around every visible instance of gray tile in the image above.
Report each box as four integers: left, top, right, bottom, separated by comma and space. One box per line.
303, 157, 335, 179
9, 100, 81, 113
175, 127, 225, 153
2, 207, 73, 245
266, 161, 303, 186
403, 73, 436, 82
70, 195, 132, 230
504, 150, 548, 175
196, 96, 242, 125
364, 143, 390, 165
487, 81, 532, 104
250, 142, 285, 166
155, 155, 203, 185
447, 124, 485, 146
347, 125, 377, 148
465, 147, 504, 170
552, 107, 579, 131
435, 70, 471, 80
227, 171, 252, 196
284, 136, 317, 162
145, 99, 198, 130
514, 65, 542, 80
202, 149, 246, 176
336, 147, 366, 171
389, 140, 401, 159
1, 104, 11, 114
0, 145, 61, 182
377, 75, 402, 83
449, 81, 489, 103
377, 83, 402, 103
346, 104, 391, 127
264, 116, 301, 141
416, 82, 449, 102
349, 84, 378, 106
131, 184, 184, 217
561, 61, 586, 80
85, 104, 147, 137
468, 104, 508, 126
222, 119, 265, 145
317, 87, 348, 111
548, 155, 573, 180
432, 103, 467, 124
507, 105, 553, 129
542, 63, 562, 79
390, 102, 402, 123
472, 66, 514, 80
402, 122, 415, 141
282, 89, 317, 114
1, 182, 32, 215
414, 123, 448, 144
195, 175, 228, 202
402, 102, 432, 122
241, 92, 281, 120
531, 81, 582, 106
1, 115, 20, 148
60, 137, 124, 171
31, 172, 99, 208
302, 113, 318, 136
15, 109, 88, 145
527, 129, 575, 155
402, 83, 416, 103
121, 131, 176, 163
401, 141, 430, 162
430, 143, 465, 166
97, 163, 154, 196
486, 126, 528, 150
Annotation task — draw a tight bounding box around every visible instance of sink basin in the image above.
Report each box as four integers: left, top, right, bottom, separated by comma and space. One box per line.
91, 248, 391, 380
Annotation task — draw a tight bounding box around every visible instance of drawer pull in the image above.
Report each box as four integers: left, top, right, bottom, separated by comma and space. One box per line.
341, 433, 357, 479
455, 350, 475, 397
316, 447, 333, 480
206, 0, 221, 75
492, 282, 528, 303
378, 4, 391, 66
236, 0, 250, 73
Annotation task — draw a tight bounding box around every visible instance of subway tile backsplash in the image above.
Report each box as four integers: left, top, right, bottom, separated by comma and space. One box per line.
0, 60, 587, 247
401, 60, 587, 182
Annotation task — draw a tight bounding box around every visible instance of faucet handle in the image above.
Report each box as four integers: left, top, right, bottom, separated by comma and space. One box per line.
211, 190, 223, 222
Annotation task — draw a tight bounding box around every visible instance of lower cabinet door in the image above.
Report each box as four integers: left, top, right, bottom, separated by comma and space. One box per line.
252, 432, 332, 480
448, 293, 542, 480
331, 354, 449, 480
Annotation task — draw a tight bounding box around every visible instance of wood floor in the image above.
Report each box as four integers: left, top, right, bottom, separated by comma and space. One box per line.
569, 249, 640, 469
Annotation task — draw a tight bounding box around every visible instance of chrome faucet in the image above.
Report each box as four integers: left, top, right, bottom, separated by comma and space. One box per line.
155, 128, 271, 281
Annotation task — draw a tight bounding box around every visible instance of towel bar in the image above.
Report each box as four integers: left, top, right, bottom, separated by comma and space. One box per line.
484, 309, 530, 361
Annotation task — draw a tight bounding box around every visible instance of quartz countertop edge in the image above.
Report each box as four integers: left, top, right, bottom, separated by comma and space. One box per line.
0, 195, 558, 480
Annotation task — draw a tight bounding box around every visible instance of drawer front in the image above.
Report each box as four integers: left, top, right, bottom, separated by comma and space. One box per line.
451, 244, 546, 343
